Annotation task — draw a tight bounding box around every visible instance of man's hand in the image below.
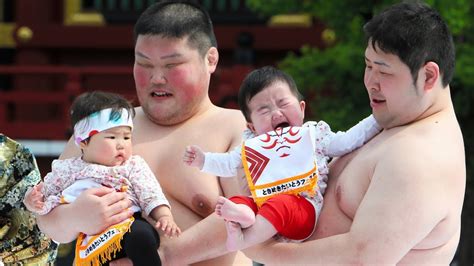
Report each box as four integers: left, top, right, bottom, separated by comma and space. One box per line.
70, 186, 133, 235
23, 182, 45, 213
183, 145, 205, 169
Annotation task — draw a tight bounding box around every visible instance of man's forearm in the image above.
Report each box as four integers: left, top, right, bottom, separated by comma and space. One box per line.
161, 213, 231, 264
36, 204, 79, 243
244, 233, 363, 265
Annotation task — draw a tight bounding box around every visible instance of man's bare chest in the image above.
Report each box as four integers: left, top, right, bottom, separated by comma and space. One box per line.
330, 148, 375, 218
137, 139, 221, 212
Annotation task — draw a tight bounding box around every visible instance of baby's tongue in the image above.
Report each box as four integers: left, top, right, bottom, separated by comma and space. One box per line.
274, 122, 290, 130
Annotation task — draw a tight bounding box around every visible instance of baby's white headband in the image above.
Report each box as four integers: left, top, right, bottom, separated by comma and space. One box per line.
73, 108, 133, 146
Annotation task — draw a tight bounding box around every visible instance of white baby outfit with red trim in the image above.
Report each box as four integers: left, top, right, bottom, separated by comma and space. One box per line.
202, 115, 381, 241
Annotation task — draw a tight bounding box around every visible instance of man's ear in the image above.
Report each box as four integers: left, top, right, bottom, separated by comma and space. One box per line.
423, 61, 440, 91
207, 47, 219, 73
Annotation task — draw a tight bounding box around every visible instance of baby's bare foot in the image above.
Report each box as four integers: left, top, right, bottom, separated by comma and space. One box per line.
215, 196, 255, 228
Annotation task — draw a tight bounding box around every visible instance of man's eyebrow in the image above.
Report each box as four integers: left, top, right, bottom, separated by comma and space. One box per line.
135, 51, 150, 59
365, 56, 390, 67
160, 53, 183, 60
135, 51, 183, 60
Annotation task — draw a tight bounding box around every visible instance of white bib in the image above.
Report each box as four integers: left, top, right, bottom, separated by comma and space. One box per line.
242, 126, 319, 207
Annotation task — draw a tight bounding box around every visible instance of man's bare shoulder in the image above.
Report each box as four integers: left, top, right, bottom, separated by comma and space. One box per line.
132, 107, 158, 131
375, 121, 464, 186
204, 106, 246, 135
213, 107, 246, 149
386, 114, 462, 158
378, 130, 439, 167
184, 105, 245, 128
212, 106, 245, 123
59, 138, 81, 159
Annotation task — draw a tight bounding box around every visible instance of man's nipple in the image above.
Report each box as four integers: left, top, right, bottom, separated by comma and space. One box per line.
191, 194, 213, 217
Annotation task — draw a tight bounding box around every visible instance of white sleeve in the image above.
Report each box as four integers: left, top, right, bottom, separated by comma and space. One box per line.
201, 145, 242, 178
326, 114, 382, 157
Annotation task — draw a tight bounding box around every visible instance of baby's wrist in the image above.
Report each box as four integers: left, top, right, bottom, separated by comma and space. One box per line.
156, 214, 172, 221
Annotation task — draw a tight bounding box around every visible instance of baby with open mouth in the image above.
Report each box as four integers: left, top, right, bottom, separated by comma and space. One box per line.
183, 66, 381, 252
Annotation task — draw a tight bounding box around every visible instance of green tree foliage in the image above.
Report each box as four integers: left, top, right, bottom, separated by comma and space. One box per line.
246, 0, 473, 264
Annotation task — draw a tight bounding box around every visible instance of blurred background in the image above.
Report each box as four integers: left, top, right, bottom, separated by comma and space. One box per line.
0, 0, 471, 264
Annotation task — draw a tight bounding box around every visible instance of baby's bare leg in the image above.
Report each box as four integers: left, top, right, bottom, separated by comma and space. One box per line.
215, 196, 255, 228
225, 215, 277, 252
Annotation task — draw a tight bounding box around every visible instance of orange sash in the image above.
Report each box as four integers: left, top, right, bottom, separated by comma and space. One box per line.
75, 216, 134, 266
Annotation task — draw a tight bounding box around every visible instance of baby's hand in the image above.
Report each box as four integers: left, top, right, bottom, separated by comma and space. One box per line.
155, 215, 181, 238
23, 182, 45, 213
183, 145, 205, 169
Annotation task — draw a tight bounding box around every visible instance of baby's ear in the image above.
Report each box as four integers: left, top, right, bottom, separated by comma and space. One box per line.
300, 100, 306, 115
246, 122, 256, 134
79, 141, 88, 149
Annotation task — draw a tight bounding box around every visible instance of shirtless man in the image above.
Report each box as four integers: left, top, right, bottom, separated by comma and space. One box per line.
34, 1, 250, 265
160, 2, 466, 265
242, 2, 466, 264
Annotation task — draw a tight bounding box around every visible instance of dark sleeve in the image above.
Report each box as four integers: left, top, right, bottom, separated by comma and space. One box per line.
0, 135, 58, 264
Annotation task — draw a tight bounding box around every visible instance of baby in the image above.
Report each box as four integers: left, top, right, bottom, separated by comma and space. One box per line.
24, 91, 180, 266
184, 66, 381, 251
